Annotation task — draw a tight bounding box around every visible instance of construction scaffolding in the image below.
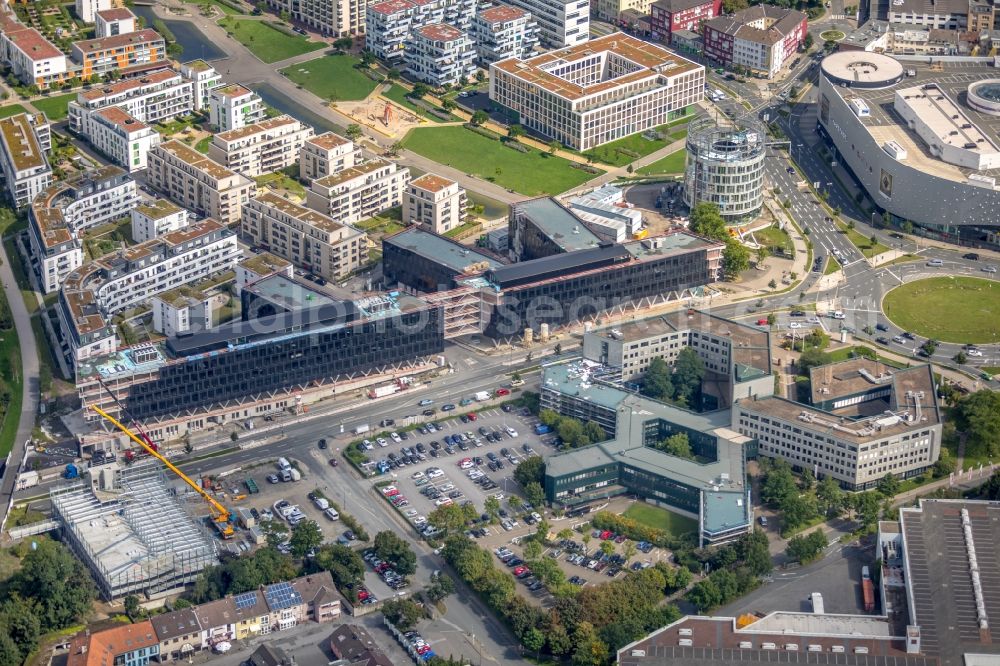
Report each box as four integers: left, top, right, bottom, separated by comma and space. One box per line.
50, 460, 218, 601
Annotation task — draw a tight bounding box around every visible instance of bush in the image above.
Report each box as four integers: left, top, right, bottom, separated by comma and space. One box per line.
570, 163, 602, 174
503, 139, 530, 153
464, 123, 501, 140
328, 500, 369, 541
266, 20, 299, 37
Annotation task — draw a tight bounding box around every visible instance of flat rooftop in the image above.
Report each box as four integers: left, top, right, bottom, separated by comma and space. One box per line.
895, 83, 1000, 163
156, 140, 241, 182
79, 68, 180, 102
73, 28, 164, 54
385, 227, 501, 274
0, 112, 47, 172
313, 159, 392, 188
239, 251, 291, 275
306, 131, 353, 151
244, 273, 339, 312
513, 197, 602, 253
492, 32, 701, 103
253, 190, 352, 235
899, 500, 1000, 666
826, 58, 1000, 180
215, 115, 301, 144
410, 173, 456, 193
134, 198, 182, 220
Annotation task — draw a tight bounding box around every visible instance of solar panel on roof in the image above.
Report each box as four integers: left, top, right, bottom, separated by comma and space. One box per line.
234, 591, 257, 610
264, 581, 302, 610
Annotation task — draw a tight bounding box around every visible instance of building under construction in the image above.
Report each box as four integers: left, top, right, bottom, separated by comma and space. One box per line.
50, 457, 218, 600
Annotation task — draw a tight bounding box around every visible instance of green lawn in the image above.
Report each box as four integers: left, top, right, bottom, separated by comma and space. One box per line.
403, 126, 600, 196
281, 55, 379, 101
220, 18, 325, 63
824, 254, 841, 275
826, 345, 878, 363
584, 117, 692, 167
0, 104, 28, 119
637, 149, 686, 175
883, 277, 1000, 344
382, 84, 456, 123
836, 221, 890, 258
182, 0, 245, 15
753, 224, 792, 255
32, 93, 76, 121
195, 136, 211, 154
623, 503, 697, 537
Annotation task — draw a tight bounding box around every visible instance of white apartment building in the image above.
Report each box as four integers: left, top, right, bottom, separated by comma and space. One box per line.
179, 60, 222, 112
243, 191, 368, 281
266, 0, 366, 37
69, 68, 195, 133
490, 33, 704, 150
95, 8, 136, 37
404, 173, 467, 234
702, 5, 807, 79
471, 5, 540, 65
306, 158, 410, 225
131, 199, 188, 243
0, 25, 68, 89
886, 0, 968, 28
733, 359, 943, 490
299, 132, 362, 183
365, 0, 476, 62
28, 166, 138, 294
76, 0, 113, 23
209, 84, 266, 133
151, 286, 212, 337
405, 23, 476, 86
505, 0, 590, 46
147, 140, 256, 226
207, 115, 314, 178
58, 219, 240, 364
86, 106, 162, 172
235, 251, 294, 294
0, 112, 52, 207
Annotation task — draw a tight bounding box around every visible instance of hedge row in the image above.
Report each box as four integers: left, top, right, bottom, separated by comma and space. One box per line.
590, 510, 675, 548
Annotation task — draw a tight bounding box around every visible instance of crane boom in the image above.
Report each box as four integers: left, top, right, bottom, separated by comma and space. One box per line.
91, 405, 231, 523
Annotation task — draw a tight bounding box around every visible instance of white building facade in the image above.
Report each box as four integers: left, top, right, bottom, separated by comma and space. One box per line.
179, 60, 222, 112
87, 106, 162, 173
131, 199, 188, 243
299, 132, 362, 183
405, 23, 476, 86
504, 0, 589, 46
471, 5, 540, 65
209, 84, 267, 133
207, 116, 314, 178
0, 112, 52, 207
306, 158, 410, 224
404, 173, 467, 234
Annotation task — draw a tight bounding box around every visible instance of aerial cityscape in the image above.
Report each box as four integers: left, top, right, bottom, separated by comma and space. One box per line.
0, 0, 999, 664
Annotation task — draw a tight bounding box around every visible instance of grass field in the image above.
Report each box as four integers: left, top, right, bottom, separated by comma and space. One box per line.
182, 0, 244, 15
836, 221, 890, 258
281, 55, 378, 101
220, 18, 325, 63
637, 149, 686, 175
584, 116, 692, 167
32, 93, 76, 121
403, 126, 599, 196
0, 104, 28, 119
623, 503, 697, 537
824, 255, 840, 275
883, 277, 1000, 344
753, 224, 792, 255
382, 84, 456, 123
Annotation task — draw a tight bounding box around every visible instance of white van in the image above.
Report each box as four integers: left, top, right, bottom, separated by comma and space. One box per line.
277, 457, 291, 471
324, 507, 340, 521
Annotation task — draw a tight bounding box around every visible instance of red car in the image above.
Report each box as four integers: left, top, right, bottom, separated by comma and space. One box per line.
495, 388, 510, 397
513, 566, 528, 576
467, 412, 477, 421
385, 488, 400, 497
756, 318, 768, 326
600, 530, 612, 540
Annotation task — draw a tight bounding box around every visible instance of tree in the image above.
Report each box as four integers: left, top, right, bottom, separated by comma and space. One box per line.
388, 68, 401, 80
583, 420, 606, 444
876, 472, 900, 498
768, 279, 777, 290
599, 540, 615, 557
13, 540, 96, 631
508, 124, 525, 140
425, 572, 455, 602
933, 447, 956, 478
166, 42, 184, 58
722, 239, 750, 279
429, 502, 471, 532
761, 459, 797, 506
952, 390, 1000, 458
982, 471, 1000, 500
659, 432, 693, 459
442, 98, 457, 111
756, 245, 770, 268
345, 123, 363, 140
382, 598, 424, 631
901, 220, 914, 234
508, 495, 523, 511
688, 202, 728, 241
387, 141, 403, 156
803, 32, 814, 49
484, 495, 501, 522
800, 468, 815, 491
767, 313, 777, 326
870, 234, 878, 247
782, 492, 819, 531
558, 419, 584, 448
373, 530, 417, 575
798, 347, 832, 375
289, 519, 323, 558
642, 356, 673, 401
524, 481, 545, 508
548, 140, 561, 155
471, 109, 489, 126
259, 518, 289, 547
786, 529, 828, 564
921, 339, 937, 357
361, 50, 376, 66
0, 596, 41, 663
333, 36, 353, 51
124, 594, 141, 620
523, 626, 545, 658
514, 455, 545, 487
523, 538, 543, 560
817, 476, 845, 516
852, 491, 882, 529
955, 350, 968, 364
315, 544, 365, 589
672, 347, 705, 405
622, 541, 637, 564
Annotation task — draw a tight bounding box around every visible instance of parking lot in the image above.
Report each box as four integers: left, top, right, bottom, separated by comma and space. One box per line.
361, 406, 553, 535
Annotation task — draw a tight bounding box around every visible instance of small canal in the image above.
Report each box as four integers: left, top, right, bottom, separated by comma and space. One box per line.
131, 6, 226, 62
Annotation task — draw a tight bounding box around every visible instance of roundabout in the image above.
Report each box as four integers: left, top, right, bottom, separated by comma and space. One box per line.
820, 30, 845, 41
882, 276, 1000, 344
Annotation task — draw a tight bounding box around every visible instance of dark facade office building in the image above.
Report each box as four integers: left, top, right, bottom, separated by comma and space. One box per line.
508, 197, 604, 262
382, 227, 502, 292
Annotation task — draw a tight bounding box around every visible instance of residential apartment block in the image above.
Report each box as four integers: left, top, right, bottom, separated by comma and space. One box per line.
71, 29, 166, 79
131, 198, 187, 243
243, 191, 368, 281
471, 5, 540, 65
68, 621, 160, 666
299, 131, 362, 183
235, 251, 293, 294
405, 173, 467, 234
887, 0, 969, 28
649, 0, 722, 44
0, 23, 68, 89
69, 68, 195, 133
57, 219, 240, 364
209, 84, 266, 132
208, 115, 314, 178
0, 112, 52, 207
86, 106, 161, 172
265, 0, 366, 37
405, 23, 476, 86
365, 0, 476, 63
179, 60, 222, 111
505, 0, 590, 46
28, 166, 137, 294
703, 5, 807, 78
490, 33, 704, 150
306, 158, 410, 224
152, 286, 212, 337
733, 358, 942, 490
95, 8, 137, 37
147, 140, 256, 225
76, 0, 114, 23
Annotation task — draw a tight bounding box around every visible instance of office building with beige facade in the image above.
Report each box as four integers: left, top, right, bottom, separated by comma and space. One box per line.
299, 131, 362, 183
306, 158, 410, 225
208, 116, 314, 178
489, 33, 704, 150
242, 191, 368, 281
404, 173, 467, 234
147, 140, 256, 226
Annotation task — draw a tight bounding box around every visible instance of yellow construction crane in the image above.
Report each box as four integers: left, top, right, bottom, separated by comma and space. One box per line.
91, 405, 234, 535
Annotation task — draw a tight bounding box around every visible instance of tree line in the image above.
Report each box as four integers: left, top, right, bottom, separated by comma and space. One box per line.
641, 349, 706, 410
